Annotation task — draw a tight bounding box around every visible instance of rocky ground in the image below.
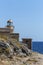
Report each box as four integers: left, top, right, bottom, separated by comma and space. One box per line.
0, 39, 43, 65
0, 52, 43, 65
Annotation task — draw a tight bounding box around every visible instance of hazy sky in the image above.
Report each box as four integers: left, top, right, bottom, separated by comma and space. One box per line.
0, 0, 43, 41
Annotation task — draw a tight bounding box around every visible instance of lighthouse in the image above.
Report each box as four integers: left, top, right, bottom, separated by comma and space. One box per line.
6, 19, 14, 33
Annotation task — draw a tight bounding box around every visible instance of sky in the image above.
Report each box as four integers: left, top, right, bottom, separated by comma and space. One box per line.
0, 0, 43, 41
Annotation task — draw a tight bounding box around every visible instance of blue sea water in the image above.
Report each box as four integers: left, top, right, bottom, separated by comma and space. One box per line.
32, 42, 43, 54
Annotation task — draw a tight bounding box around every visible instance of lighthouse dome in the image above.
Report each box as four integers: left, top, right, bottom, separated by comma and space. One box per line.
7, 19, 13, 23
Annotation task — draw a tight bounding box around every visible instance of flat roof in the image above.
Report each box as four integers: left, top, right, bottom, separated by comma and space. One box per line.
10, 33, 19, 35
22, 38, 32, 40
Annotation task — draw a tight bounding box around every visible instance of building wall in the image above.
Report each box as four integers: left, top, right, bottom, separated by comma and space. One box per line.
0, 32, 10, 40
10, 33, 19, 41
22, 38, 32, 49
0, 31, 19, 41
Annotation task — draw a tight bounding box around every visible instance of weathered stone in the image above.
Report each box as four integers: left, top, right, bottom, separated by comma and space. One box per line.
17, 52, 26, 57
0, 41, 13, 57
21, 45, 32, 56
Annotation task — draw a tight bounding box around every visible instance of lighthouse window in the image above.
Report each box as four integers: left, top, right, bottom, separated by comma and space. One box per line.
7, 22, 13, 26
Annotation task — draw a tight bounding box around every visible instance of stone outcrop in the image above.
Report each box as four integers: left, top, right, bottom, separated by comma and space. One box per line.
0, 39, 32, 57
0, 39, 43, 65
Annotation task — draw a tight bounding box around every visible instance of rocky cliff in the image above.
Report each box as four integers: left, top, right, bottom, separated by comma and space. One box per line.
0, 39, 43, 65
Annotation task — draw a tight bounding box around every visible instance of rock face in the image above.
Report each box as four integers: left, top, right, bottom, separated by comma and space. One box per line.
0, 40, 32, 57
0, 40, 43, 65
21, 45, 32, 55
0, 41, 13, 57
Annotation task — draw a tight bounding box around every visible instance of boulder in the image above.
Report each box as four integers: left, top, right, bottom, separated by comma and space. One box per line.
0, 41, 13, 57
21, 45, 32, 56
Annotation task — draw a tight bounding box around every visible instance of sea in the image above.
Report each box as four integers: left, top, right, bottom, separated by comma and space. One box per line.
32, 42, 43, 54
